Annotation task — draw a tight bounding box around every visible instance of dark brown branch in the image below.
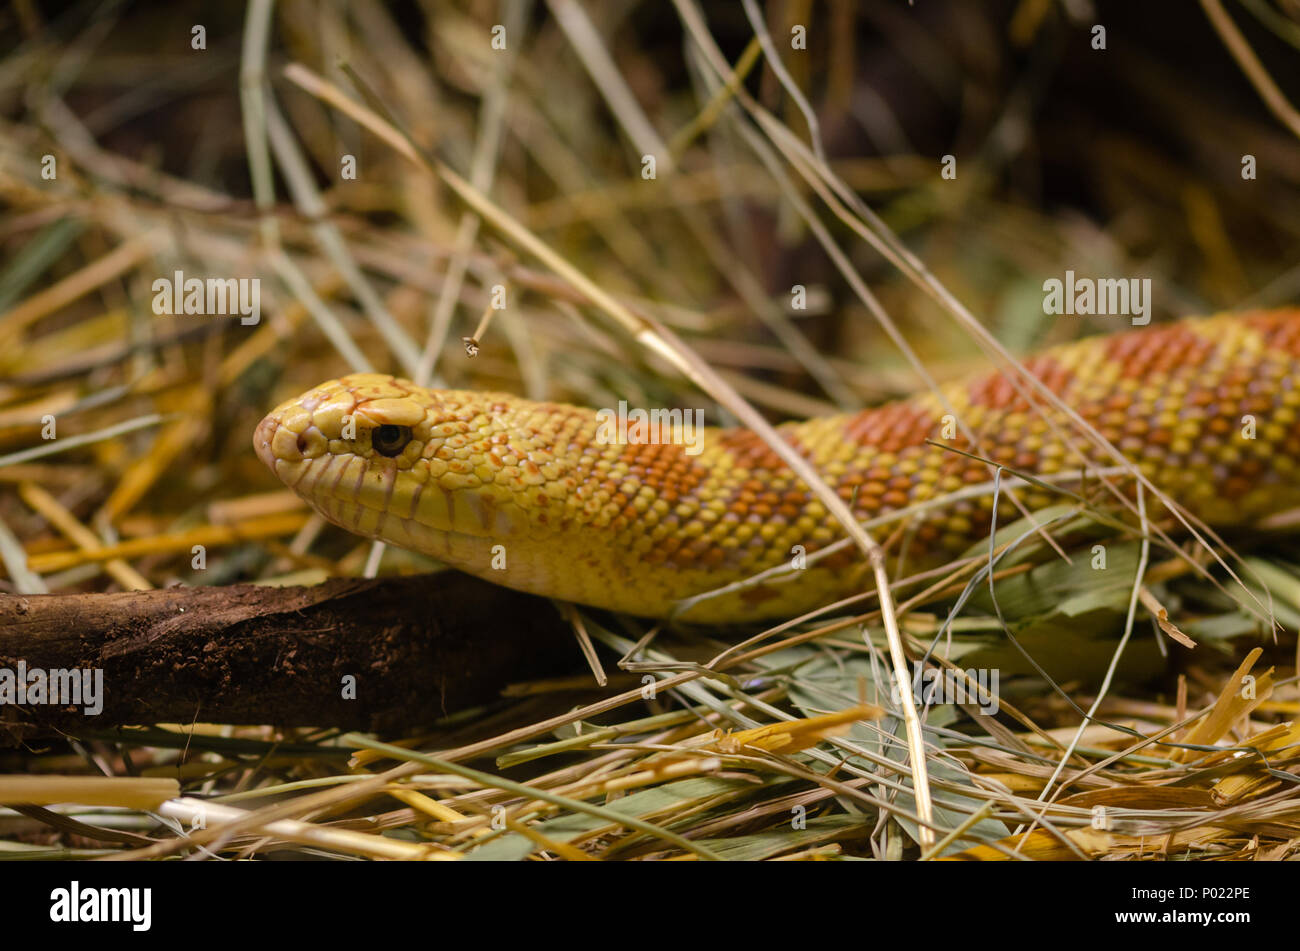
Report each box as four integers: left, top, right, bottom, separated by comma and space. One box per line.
0, 574, 578, 742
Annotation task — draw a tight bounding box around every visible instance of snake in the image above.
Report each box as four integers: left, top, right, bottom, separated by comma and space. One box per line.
254, 308, 1300, 622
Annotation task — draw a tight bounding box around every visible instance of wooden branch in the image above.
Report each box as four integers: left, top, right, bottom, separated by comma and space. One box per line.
0, 574, 578, 741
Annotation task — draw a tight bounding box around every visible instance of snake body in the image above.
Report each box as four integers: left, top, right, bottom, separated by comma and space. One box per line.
254, 309, 1300, 621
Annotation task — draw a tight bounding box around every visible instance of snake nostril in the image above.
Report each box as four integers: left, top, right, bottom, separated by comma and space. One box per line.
297, 433, 308, 454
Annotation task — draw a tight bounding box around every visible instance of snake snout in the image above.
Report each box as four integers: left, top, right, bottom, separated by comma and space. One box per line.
253, 413, 280, 470
254, 397, 332, 474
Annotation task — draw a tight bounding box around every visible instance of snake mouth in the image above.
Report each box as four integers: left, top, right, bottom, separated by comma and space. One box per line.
254, 408, 519, 548
252, 409, 335, 502
259, 446, 502, 572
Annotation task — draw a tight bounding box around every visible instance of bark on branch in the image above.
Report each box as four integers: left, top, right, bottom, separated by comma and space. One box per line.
0, 573, 577, 742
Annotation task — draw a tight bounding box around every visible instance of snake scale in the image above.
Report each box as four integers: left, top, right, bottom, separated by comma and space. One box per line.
254, 309, 1300, 622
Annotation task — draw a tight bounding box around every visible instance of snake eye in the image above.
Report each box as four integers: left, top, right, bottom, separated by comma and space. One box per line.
371, 424, 413, 457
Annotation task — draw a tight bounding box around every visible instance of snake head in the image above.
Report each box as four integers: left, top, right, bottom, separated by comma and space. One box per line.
253, 374, 562, 566
255, 374, 729, 615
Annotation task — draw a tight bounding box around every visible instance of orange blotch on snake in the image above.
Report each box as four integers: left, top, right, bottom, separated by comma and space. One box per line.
1243, 308, 1300, 356
1103, 324, 1215, 379
845, 402, 933, 451
716, 428, 798, 470
966, 355, 1070, 412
